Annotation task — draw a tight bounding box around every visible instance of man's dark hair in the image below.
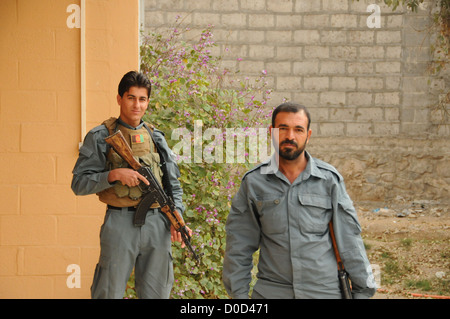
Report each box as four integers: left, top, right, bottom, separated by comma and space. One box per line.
272, 102, 311, 130
118, 71, 152, 98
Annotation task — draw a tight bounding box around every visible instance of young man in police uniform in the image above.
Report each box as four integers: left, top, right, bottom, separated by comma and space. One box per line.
72, 71, 188, 299
223, 102, 376, 299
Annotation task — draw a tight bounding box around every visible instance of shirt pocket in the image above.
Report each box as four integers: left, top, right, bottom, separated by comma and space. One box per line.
254, 195, 286, 235
297, 194, 332, 235
79, 144, 93, 158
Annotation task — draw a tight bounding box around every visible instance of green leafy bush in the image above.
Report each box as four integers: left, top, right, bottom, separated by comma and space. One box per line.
139, 17, 272, 298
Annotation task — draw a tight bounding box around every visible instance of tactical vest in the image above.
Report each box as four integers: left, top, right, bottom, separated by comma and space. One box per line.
96, 117, 163, 207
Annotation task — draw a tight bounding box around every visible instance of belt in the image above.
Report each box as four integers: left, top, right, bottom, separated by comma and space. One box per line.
107, 205, 161, 212
107, 205, 136, 211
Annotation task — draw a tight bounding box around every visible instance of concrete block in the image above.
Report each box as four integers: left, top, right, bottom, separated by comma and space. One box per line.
212, 0, 239, 11
249, 14, 275, 28
0, 247, 18, 276
375, 92, 400, 106
304, 15, 330, 28
241, 0, 266, 11
0, 276, 54, 298
294, 30, 320, 44
305, 46, 329, 59
358, 77, 384, 90
277, 76, 302, 91
267, 0, 294, 12
21, 185, 77, 215
348, 30, 375, 44
294, 61, 320, 74
375, 61, 401, 74
239, 30, 265, 43
295, 1, 321, 12
320, 91, 346, 106
356, 107, 384, 121
221, 13, 248, 28
347, 92, 373, 106
292, 92, 319, 106
0, 154, 55, 184
347, 62, 374, 74
374, 123, 400, 135
330, 46, 357, 60
304, 77, 329, 91
322, 0, 349, 11
23, 247, 80, 275
57, 216, 104, 246
359, 46, 385, 59
275, 14, 303, 28
332, 77, 356, 90
249, 45, 276, 59
319, 61, 346, 74
0, 186, 19, 214
276, 46, 303, 60
320, 30, 347, 44
319, 122, 345, 136
0, 215, 57, 245
330, 108, 356, 121
266, 30, 293, 44
330, 14, 358, 28
376, 31, 402, 44
347, 123, 373, 136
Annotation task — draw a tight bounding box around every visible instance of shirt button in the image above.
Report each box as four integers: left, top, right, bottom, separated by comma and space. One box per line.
274, 199, 280, 204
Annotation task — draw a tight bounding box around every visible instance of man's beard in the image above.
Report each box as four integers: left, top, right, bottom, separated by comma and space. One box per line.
278, 139, 308, 160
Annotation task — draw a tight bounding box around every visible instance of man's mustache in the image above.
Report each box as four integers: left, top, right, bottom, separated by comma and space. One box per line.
280, 140, 298, 147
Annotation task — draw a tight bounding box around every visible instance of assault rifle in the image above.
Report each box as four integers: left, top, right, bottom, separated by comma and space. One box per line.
105, 130, 201, 264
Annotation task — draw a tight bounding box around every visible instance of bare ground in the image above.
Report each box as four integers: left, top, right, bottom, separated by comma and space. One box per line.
356, 200, 449, 299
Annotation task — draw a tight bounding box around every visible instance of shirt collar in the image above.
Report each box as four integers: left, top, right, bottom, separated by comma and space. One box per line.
304, 151, 326, 181
263, 151, 326, 183
117, 117, 144, 130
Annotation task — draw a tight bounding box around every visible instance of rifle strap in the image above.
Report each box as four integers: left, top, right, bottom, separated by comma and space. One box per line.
329, 221, 345, 272
142, 123, 174, 200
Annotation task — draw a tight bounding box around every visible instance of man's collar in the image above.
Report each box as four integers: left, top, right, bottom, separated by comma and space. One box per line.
262, 151, 326, 181
117, 117, 144, 130
306, 152, 326, 180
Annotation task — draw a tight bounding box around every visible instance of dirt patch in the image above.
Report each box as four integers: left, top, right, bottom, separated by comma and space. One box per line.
356, 200, 449, 299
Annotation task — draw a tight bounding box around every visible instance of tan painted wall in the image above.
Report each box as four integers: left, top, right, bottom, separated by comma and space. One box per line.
0, 0, 140, 298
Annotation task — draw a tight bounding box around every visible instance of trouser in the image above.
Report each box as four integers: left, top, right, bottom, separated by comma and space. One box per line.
91, 207, 173, 299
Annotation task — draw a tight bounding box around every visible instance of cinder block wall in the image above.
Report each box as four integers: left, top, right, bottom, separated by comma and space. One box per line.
143, 0, 449, 203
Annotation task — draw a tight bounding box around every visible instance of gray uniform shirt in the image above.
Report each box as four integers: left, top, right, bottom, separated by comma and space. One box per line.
71, 118, 184, 214
223, 152, 376, 299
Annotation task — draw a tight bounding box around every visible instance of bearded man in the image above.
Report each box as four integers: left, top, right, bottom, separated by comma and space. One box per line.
223, 102, 376, 299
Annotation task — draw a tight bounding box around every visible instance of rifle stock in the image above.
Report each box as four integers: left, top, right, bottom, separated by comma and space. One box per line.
329, 221, 353, 299
104, 131, 142, 171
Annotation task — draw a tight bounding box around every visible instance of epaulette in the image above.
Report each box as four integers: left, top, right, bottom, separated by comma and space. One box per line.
241, 161, 270, 180
314, 158, 343, 182
90, 124, 107, 133
153, 127, 165, 136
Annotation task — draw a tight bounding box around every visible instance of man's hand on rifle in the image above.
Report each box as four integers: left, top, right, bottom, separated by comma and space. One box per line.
171, 222, 192, 248
108, 168, 150, 187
